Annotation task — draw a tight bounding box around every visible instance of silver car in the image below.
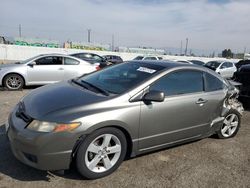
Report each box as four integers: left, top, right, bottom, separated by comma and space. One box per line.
7, 61, 243, 179
0, 54, 99, 90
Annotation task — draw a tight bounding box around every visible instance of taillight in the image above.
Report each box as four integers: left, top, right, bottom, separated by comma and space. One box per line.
96, 66, 101, 71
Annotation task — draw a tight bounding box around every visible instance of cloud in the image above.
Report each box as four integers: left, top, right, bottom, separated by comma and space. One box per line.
0, 0, 249, 54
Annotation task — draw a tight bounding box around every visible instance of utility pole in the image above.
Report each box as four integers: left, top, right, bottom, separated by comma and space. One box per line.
184, 38, 188, 56
180, 40, 183, 55
87, 29, 91, 43
111, 34, 114, 51
19, 24, 22, 38
244, 47, 247, 59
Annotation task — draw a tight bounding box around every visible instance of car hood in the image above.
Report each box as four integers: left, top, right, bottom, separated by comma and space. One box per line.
22, 81, 108, 120
0, 63, 23, 69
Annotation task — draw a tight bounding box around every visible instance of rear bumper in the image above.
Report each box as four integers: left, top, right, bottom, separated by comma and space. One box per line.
7, 110, 82, 171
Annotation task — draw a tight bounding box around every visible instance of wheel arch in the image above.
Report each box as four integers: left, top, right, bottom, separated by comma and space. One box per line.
71, 124, 134, 163
2, 72, 26, 86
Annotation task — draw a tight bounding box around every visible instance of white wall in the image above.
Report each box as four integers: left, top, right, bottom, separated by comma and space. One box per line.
0, 44, 239, 63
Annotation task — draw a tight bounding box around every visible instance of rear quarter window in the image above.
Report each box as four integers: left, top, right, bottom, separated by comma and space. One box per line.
204, 72, 225, 92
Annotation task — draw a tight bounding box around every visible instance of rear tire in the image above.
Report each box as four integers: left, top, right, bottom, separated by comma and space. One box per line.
217, 109, 241, 139
76, 127, 127, 179
3, 74, 24, 90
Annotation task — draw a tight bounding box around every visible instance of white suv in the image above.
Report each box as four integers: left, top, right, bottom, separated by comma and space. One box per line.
205, 61, 237, 78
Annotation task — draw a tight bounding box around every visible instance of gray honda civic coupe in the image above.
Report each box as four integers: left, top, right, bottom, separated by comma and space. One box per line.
6, 60, 243, 179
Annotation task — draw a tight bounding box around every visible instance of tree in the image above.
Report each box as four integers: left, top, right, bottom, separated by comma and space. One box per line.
222, 49, 233, 58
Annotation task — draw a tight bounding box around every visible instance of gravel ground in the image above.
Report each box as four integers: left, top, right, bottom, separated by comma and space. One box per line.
0, 88, 250, 188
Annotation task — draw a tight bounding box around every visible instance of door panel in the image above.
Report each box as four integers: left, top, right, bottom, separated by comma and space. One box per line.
27, 65, 64, 84
138, 69, 226, 151
26, 56, 64, 84
139, 93, 209, 150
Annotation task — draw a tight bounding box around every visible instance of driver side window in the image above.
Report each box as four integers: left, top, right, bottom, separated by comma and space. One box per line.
35, 56, 63, 65
150, 70, 204, 96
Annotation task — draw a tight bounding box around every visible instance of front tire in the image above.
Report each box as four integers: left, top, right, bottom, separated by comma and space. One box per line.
3, 74, 24, 90
217, 109, 241, 139
76, 127, 127, 179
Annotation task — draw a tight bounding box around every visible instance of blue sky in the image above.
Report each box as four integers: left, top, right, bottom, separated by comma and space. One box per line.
0, 0, 250, 55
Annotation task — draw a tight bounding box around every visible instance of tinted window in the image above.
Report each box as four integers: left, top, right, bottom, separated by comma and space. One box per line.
92, 54, 103, 62
72, 53, 103, 63
104, 56, 111, 60
204, 73, 225, 92
178, 60, 190, 64
134, 56, 143, 60
226, 62, 233, 67
190, 60, 204, 66
36, 56, 63, 65
150, 70, 204, 96
220, 63, 227, 69
78, 62, 165, 94
206, 61, 220, 69
144, 57, 157, 60
220, 62, 233, 69
115, 56, 122, 60
64, 57, 79, 65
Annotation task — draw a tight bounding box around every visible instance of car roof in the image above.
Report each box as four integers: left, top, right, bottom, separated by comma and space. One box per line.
32, 53, 93, 63
239, 64, 250, 70
38, 53, 84, 59
39, 53, 66, 56
71, 52, 100, 55
128, 60, 194, 69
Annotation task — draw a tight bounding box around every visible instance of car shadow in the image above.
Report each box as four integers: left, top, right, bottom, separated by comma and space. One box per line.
0, 85, 42, 91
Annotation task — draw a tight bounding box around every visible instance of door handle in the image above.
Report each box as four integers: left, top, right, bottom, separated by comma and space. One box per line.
58, 68, 64, 70
196, 98, 208, 104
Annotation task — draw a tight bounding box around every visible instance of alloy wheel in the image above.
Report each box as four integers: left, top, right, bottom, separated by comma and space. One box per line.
5, 75, 23, 89
85, 134, 122, 173
221, 113, 239, 137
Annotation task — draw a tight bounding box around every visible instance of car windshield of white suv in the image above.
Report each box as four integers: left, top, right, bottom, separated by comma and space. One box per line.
75, 62, 165, 95
205, 61, 220, 69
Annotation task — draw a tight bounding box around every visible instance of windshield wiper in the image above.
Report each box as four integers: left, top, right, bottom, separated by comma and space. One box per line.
81, 80, 110, 96
71, 79, 88, 89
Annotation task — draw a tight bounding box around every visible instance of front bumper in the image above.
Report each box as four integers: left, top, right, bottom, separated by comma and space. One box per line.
7, 109, 82, 171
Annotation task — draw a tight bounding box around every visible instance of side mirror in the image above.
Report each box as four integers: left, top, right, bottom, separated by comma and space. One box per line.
28, 61, 36, 67
143, 90, 165, 102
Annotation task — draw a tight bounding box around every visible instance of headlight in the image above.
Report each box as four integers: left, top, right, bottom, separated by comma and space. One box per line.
26, 120, 81, 133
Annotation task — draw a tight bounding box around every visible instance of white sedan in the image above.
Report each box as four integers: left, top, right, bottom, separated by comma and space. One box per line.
0, 54, 99, 90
